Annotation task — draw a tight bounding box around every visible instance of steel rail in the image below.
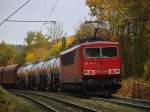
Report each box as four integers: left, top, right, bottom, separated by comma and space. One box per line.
92, 96, 150, 111
13, 92, 58, 112
12, 90, 98, 112
113, 96, 150, 106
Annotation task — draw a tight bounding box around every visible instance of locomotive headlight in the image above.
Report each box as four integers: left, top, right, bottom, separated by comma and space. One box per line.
108, 69, 120, 74
115, 69, 120, 74
83, 70, 88, 75
83, 70, 96, 75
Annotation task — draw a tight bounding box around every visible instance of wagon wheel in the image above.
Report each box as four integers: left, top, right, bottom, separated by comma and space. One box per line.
51, 82, 56, 91
50, 73, 59, 91
54, 80, 60, 91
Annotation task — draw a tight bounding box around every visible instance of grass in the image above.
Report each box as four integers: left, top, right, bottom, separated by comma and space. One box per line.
0, 87, 43, 112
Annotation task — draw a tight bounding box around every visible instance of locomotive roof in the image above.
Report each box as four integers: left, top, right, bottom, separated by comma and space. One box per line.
60, 41, 119, 55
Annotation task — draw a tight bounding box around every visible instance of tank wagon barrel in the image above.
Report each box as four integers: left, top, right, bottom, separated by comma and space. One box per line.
2, 64, 20, 88
17, 65, 28, 89
24, 64, 33, 89
46, 58, 60, 90
32, 61, 45, 89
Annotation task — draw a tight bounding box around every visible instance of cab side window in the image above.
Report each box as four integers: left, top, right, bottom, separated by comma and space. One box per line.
61, 50, 75, 65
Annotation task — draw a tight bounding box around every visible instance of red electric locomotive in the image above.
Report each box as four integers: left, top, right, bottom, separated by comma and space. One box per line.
60, 41, 122, 96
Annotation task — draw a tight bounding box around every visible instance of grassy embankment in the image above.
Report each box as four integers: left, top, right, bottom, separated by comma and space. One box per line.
0, 87, 43, 112
116, 78, 150, 100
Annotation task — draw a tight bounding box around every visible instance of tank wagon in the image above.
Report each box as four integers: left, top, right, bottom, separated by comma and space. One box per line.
16, 65, 26, 89
16, 58, 60, 91
1, 64, 20, 88
39, 61, 48, 89
33, 61, 44, 89
25, 64, 32, 89
36, 58, 60, 90
46, 58, 60, 90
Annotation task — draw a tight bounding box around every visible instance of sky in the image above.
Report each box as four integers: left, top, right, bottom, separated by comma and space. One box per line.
0, 0, 91, 44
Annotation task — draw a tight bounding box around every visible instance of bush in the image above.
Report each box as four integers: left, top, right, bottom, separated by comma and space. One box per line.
115, 78, 150, 100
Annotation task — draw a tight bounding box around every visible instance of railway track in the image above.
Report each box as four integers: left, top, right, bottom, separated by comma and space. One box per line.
13, 92, 58, 112
47, 90, 150, 110
11, 90, 150, 111
92, 96, 150, 111
11, 90, 98, 112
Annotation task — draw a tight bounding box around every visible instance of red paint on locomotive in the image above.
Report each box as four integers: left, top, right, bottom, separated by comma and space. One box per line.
60, 41, 122, 95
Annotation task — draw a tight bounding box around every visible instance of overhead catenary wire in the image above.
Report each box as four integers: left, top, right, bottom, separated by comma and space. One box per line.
41, 0, 59, 28
40, 0, 59, 36
48, 0, 58, 18
6, 19, 56, 23
65, 3, 81, 23
14, 0, 37, 44
42, 0, 59, 26
0, 0, 32, 26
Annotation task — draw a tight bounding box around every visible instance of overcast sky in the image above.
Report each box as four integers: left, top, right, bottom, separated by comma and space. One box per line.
0, 0, 91, 44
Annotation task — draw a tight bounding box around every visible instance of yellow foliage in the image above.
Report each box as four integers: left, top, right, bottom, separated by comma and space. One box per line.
143, 60, 150, 79
26, 52, 35, 63
66, 36, 75, 47
0, 42, 17, 66
33, 48, 48, 61
7, 58, 16, 65
26, 36, 75, 58
86, 0, 129, 25
75, 24, 94, 40
26, 48, 49, 63
49, 36, 75, 56
145, 24, 150, 30
49, 41, 62, 56
144, 63, 149, 75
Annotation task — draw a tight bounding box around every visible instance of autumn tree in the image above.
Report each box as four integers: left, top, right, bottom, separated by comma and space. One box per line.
75, 21, 110, 43
25, 32, 49, 50
75, 23, 94, 41
49, 36, 75, 56
15, 50, 26, 64
86, 0, 150, 78
24, 31, 50, 63
0, 42, 16, 65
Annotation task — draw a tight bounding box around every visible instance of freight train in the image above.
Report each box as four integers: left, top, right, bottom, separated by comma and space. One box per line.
0, 41, 122, 96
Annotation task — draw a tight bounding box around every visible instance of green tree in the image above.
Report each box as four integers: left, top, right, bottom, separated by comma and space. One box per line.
75, 22, 110, 43
24, 31, 50, 63
75, 23, 95, 42
15, 51, 26, 64
0, 42, 16, 66
49, 36, 75, 56
25, 31, 49, 52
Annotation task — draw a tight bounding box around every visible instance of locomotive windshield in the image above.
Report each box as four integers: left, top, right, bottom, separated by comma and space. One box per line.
84, 47, 118, 58
84, 48, 100, 57
101, 47, 117, 57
